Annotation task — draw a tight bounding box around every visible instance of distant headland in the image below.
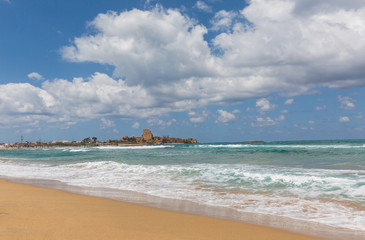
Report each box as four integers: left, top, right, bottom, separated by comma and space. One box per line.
0, 129, 198, 149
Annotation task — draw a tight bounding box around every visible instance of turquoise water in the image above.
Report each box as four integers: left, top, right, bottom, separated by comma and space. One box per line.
1, 140, 364, 231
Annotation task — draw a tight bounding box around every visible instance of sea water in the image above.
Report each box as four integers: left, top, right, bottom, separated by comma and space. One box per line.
0, 140, 364, 234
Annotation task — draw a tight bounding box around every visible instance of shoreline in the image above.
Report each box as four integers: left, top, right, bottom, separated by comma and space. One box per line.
2, 176, 364, 240
0, 178, 327, 240
0, 142, 190, 150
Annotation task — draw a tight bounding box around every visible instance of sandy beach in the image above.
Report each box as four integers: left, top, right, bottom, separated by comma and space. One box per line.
0, 179, 327, 240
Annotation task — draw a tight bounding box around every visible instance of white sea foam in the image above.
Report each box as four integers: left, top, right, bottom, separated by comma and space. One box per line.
261, 144, 365, 149
198, 144, 253, 148
33, 145, 173, 152
196, 144, 365, 149
0, 160, 364, 231
96, 145, 174, 150
69, 148, 90, 152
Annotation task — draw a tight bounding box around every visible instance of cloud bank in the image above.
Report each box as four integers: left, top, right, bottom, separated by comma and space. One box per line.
2, 0, 365, 127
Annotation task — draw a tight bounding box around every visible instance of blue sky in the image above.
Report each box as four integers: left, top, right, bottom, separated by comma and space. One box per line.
0, 0, 364, 143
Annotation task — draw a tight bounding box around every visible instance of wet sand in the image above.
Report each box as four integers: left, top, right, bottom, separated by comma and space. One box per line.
0, 179, 327, 240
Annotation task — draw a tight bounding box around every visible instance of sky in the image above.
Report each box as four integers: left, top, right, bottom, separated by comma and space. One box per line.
0, 0, 364, 143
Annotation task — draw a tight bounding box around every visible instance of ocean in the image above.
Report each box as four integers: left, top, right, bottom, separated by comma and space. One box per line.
1, 140, 364, 237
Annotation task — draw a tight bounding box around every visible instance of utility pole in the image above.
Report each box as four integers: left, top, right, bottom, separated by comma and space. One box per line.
21, 136, 23, 144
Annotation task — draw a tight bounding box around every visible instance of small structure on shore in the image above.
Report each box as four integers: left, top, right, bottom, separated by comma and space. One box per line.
142, 129, 153, 141
121, 129, 198, 145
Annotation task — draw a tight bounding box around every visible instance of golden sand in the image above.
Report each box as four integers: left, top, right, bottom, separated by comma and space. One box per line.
0, 179, 325, 240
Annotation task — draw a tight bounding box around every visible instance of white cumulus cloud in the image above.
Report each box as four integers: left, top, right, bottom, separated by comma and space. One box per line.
284, 99, 294, 105
194, 1, 212, 13
256, 98, 277, 112
337, 95, 356, 109
62, 7, 216, 88
252, 117, 277, 127
100, 118, 115, 129
147, 118, 177, 128
211, 10, 238, 31
212, 0, 365, 91
61, 3, 365, 111
3, 1, 365, 128
27, 72, 44, 81
0, 72, 183, 127
0, 83, 56, 126
339, 116, 350, 122
188, 110, 208, 123
216, 109, 236, 123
